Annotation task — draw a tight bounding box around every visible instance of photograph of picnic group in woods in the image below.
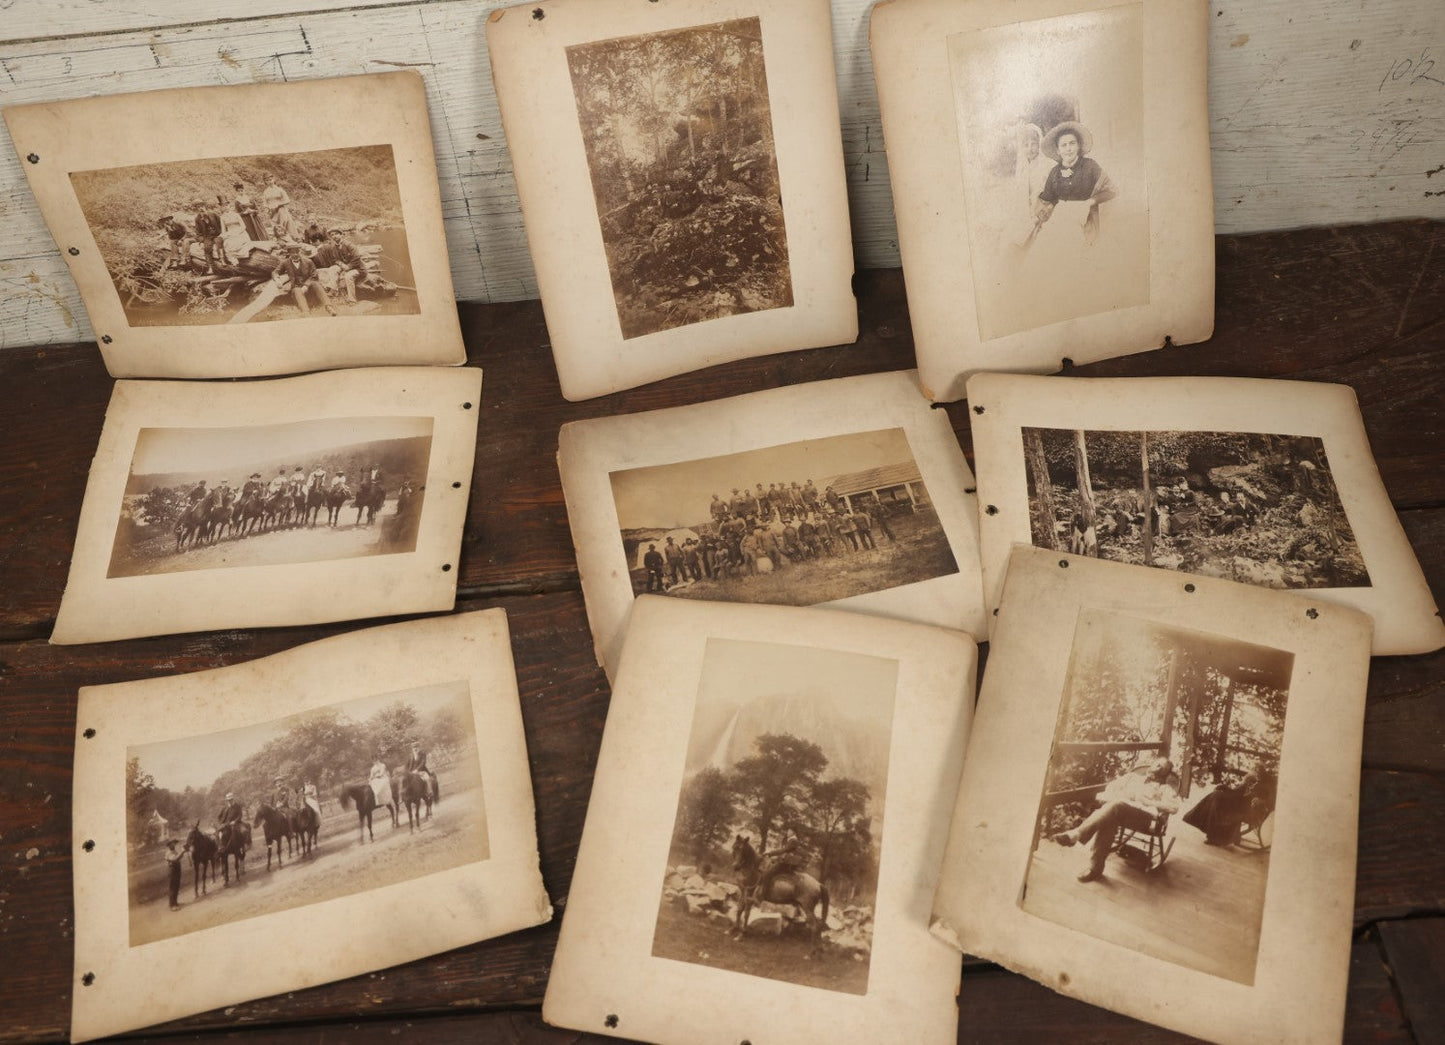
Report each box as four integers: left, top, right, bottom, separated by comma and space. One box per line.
1022, 609, 1292, 984
108, 416, 432, 578
611, 428, 958, 608
125, 681, 486, 947
70, 145, 419, 327
948, 5, 1149, 339
1023, 426, 1370, 590
653, 638, 896, 995
567, 16, 792, 338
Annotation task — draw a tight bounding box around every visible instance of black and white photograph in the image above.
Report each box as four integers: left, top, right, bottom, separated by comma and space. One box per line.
611, 428, 958, 607
948, 5, 1149, 340
71, 145, 420, 328
566, 17, 792, 339
108, 416, 433, 578
1021, 609, 1292, 984
652, 637, 896, 995
125, 680, 487, 947
1022, 427, 1370, 589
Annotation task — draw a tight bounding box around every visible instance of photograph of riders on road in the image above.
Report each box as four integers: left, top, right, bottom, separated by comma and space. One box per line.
107, 416, 433, 578
1021, 609, 1292, 984
610, 428, 958, 607
947, 4, 1149, 340
652, 638, 896, 995
69, 144, 420, 328
566, 17, 792, 339
125, 680, 485, 947
1023, 427, 1370, 589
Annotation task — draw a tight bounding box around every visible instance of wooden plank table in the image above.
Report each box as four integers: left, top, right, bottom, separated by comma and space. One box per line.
0, 219, 1440, 1044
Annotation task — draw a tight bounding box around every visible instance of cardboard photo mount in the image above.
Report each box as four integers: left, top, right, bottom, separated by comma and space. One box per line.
488, 0, 858, 401
544, 596, 975, 1045
870, 0, 1214, 401
70, 610, 552, 1043
51, 366, 482, 645
932, 545, 1373, 1044
4, 71, 466, 379
559, 370, 988, 680
967, 372, 1445, 656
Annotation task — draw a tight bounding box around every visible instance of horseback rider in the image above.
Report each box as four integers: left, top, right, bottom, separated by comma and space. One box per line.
268, 468, 289, 496
301, 780, 321, 818
406, 740, 438, 801
755, 833, 806, 900
187, 479, 208, 506
242, 472, 264, 499
290, 466, 307, 496
272, 775, 291, 810
309, 465, 328, 491
217, 792, 244, 849
369, 754, 393, 808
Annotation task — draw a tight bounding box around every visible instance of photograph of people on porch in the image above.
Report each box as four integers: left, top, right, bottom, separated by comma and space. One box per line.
1021, 608, 1293, 984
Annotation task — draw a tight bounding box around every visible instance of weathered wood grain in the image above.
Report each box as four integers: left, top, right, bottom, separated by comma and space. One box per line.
1, 0, 1441, 350
1378, 917, 1445, 1043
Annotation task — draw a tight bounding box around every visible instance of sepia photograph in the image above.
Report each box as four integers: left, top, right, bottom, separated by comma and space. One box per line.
71, 145, 420, 328
652, 637, 896, 995
566, 17, 792, 339
947, 5, 1149, 341
1020, 609, 1292, 984
107, 416, 433, 579
125, 681, 487, 947
611, 428, 958, 608
1022, 427, 1370, 589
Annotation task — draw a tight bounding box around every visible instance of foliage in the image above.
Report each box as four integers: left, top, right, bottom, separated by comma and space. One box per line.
126, 757, 156, 846
672, 766, 738, 861
731, 733, 828, 852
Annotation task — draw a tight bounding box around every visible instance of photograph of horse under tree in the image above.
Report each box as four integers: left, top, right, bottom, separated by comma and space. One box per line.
653, 638, 895, 995
1022, 610, 1292, 984
125, 681, 486, 946
108, 416, 432, 578
566, 17, 792, 338
1022, 427, 1369, 589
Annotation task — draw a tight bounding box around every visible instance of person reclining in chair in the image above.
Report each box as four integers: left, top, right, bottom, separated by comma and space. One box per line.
1052, 756, 1180, 883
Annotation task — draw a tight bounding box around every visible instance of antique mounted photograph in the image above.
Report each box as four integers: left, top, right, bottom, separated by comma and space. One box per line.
870, 0, 1214, 400
968, 373, 1445, 655
1022, 610, 1292, 984
567, 17, 792, 339
51, 366, 481, 645
611, 428, 958, 606
652, 638, 896, 995
4, 72, 466, 379
71, 145, 420, 328
71, 610, 550, 1043
126, 680, 486, 947
544, 597, 975, 1045
488, 0, 857, 400
1022, 427, 1370, 589
931, 547, 1373, 1044
948, 5, 1149, 341
559, 371, 987, 678
109, 417, 433, 578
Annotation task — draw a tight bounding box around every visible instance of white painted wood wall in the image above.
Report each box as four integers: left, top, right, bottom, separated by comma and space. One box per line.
0, 0, 1440, 351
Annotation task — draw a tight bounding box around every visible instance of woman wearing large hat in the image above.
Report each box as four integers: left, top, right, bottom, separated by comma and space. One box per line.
1032, 120, 1117, 245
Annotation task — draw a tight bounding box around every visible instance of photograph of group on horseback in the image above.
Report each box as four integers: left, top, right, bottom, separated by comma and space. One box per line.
107, 416, 432, 578
70, 144, 420, 329
124, 680, 486, 947
567, 16, 791, 339
651, 638, 895, 994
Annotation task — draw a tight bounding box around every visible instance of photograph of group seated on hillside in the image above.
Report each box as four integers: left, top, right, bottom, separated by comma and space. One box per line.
567, 17, 792, 338
1022, 609, 1292, 985
1023, 427, 1370, 589
609, 428, 958, 608
70, 145, 419, 327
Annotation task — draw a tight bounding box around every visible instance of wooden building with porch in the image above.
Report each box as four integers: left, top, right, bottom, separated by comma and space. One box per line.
820, 461, 930, 514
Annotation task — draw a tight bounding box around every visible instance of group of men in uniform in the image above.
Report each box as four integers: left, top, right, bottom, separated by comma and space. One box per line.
641, 480, 899, 591
182, 463, 382, 514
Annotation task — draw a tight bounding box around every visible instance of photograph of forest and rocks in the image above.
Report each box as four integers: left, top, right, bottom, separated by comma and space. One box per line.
1023, 427, 1370, 589
566, 17, 792, 339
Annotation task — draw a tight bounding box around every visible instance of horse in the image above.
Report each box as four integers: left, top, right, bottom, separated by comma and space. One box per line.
730, 835, 830, 943
353, 479, 385, 525
231, 490, 265, 537
293, 801, 321, 858
174, 497, 214, 551
261, 490, 293, 532
393, 770, 435, 833
324, 485, 351, 527
338, 782, 396, 843
253, 804, 296, 870
184, 822, 219, 898
216, 820, 249, 886
302, 481, 328, 527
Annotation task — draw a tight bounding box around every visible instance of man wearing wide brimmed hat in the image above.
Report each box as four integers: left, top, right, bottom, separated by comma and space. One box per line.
1034, 120, 1118, 245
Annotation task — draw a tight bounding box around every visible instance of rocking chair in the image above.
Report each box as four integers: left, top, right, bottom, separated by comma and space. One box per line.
1112, 811, 1174, 873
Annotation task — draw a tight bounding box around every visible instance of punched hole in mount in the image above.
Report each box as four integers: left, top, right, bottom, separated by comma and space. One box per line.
1184, 583, 1196, 593
101, 335, 113, 344
1059, 559, 1069, 568
83, 728, 96, 739
985, 505, 998, 515
604, 1015, 619, 1028
26, 153, 38, 164
82, 972, 95, 986
1306, 607, 1319, 619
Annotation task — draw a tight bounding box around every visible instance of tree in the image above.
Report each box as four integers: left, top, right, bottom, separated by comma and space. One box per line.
126, 757, 155, 845
731, 733, 828, 852
425, 705, 469, 768
366, 701, 420, 769
672, 766, 737, 861
1024, 427, 1060, 549
803, 776, 871, 888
